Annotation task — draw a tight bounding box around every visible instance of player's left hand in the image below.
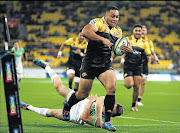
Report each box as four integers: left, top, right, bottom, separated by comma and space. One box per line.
121, 44, 133, 53
156, 59, 160, 64
24, 61, 28, 67
76, 48, 81, 55
89, 94, 98, 103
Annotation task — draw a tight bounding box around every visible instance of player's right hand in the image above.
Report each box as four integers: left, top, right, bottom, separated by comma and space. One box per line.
57, 55, 61, 60
102, 38, 111, 49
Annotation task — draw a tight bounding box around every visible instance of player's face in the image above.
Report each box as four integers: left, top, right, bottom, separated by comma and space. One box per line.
13, 42, 19, 50
141, 27, 147, 38
133, 27, 142, 39
78, 33, 85, 42
105, 10, 119, 27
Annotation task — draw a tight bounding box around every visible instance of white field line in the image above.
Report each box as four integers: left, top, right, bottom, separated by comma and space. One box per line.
118, 116, 180, 124
114, 124, 177, 127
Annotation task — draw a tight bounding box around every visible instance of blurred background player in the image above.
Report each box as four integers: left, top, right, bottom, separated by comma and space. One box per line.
57, 32, 88, 92
136, 25, 160, 106
24, 59, 123, 130
121, 24, 151, 111
11, 41, 28, 83
62, 6, 122, 132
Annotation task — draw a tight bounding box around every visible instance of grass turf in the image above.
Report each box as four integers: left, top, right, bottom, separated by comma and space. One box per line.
0, 78, 180, 133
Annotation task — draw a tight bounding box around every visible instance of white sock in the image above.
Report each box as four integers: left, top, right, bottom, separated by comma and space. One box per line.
45, 66, 59, 82
28, 105, 50, 117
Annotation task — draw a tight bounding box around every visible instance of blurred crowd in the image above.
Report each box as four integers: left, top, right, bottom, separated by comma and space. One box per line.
0, 1, 179, 71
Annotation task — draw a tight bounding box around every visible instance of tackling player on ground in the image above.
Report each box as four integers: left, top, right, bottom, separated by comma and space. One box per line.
20, 59, 123, 130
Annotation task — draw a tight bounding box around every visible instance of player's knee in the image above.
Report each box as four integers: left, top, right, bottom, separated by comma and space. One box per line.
124, 83, 133, 89
106, 85, 116, 95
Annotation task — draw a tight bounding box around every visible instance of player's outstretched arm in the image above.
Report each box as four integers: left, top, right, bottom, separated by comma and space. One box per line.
57, 42, 66, 60
80, 95, 97, 126
95, 97, 104, 128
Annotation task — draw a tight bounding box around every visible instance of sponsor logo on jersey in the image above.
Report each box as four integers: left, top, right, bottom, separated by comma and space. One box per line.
114, 31, 119, 36
90, 20, 96, 26
132, 50, 141, 55
82, 72, 87, 77
9, 95, 17, 116
104, 28, 108, 32
5, 62, 13, 83
124, 73, 127, 78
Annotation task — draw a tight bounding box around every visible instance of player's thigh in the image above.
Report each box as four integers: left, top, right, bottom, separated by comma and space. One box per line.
76, 78, 93, 99
98, 69, 116, 93
124, 76, 134, 88
133, 76, 142, 88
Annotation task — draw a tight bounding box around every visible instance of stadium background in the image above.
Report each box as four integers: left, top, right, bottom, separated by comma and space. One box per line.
0, 1, 180, 74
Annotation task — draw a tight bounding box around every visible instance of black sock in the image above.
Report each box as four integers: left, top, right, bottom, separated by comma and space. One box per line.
64, 92, 81, 111
104, 95, 115, 122
69, 79, 73, 89
132, 102, 136, 107
138, 98, 141, 102
19, 79, 21, 83
74, 88, 78, 92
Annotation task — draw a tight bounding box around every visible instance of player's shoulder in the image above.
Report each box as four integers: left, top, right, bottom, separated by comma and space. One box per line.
66, 38, 74, 42
127, 35, 133, 40
89, 17, 103, 25
19, 47, 24, 50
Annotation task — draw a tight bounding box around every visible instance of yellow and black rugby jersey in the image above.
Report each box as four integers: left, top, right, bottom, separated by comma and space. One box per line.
141, 36, 155, 65
65, 38, 88, 50
83, 17, 122, 67
65, 37, 88, 68
144, 36, 154, 52
127, 35, 151, 55
124, 35, 151, 68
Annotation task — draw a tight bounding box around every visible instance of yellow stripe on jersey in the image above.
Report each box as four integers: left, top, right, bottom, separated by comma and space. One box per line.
127, 35, 151, 55
89, 17, 122, 38
65, 38, 88, 50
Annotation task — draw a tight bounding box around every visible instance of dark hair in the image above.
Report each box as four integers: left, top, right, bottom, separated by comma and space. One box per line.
133, 24, 142, 29
112, 103, 123, 117
106, 6, 119, 12
13, 41, 19, 45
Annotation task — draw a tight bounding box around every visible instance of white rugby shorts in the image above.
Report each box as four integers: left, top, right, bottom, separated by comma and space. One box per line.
66, 90, 89, 124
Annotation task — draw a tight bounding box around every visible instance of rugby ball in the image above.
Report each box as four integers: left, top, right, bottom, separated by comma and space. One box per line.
114, 37, 128, 56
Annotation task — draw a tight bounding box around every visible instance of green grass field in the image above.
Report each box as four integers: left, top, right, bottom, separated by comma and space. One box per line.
0, 78, 180, 133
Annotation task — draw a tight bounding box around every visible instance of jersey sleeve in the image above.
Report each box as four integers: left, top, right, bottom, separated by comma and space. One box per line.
148, 40, 154, 52
65, 38, 74, 46
89, 18, 102, 31
144, 42, 151, 55
22, 47, 25, 54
